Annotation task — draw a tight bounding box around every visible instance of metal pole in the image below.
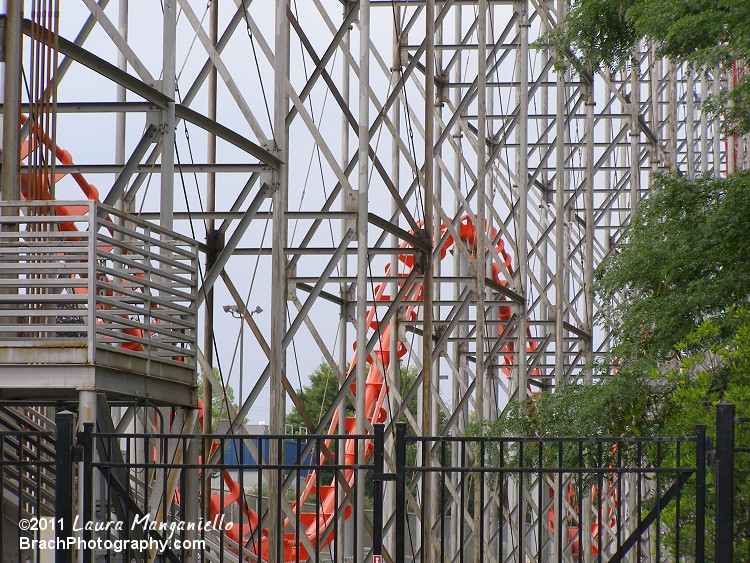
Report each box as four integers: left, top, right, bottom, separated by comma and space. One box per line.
630, 49, 641, 214
202, 0, 220, 447
395, 422, 407, 562
184, 2, 206, 540
715, 402, 735, 562
338, 5, 353, 560
516, 0, 530, 397
649, 46, 660, 173
451, 9, 466, 559
1, 0, 22, 203
554, 0, 566, 386
422, 0, 435, 559
695, 424, 706, 562
115, 0, 128, 191
239, 310, 244, 404
553, 1, 567, 556
474, 4, 488, 561
668, 60, 678, 172
161, 0, 176, 230
700, 72, 709, 174
686, 69, 696, 179
355, 0, 371, 558
583, 81, 595, 375
712, 73, 720, 176
81, 422, 94, 563
112, 0, 130, 439
514, 5, 531, 555
270, 0, 290, 558
0, 0, 21, 332
384, 10, 401, 557
475, 0, 487, 424
78, 388, 97, 561
183, 418, 199, 563
372, 424, 385, 557
55, 411, 75, 563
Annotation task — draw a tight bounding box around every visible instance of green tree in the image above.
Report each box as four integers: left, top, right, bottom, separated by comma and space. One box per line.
596, 172, 750, 556
590, 172, 750, 442
542, 0, 750, 134
480, 172, 750, 556
596, 172, 750, 363
286, 360, 419, 432
286, 362, 348, 431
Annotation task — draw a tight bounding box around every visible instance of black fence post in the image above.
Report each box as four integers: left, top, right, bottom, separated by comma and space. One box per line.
372, 424, 384, 559
55, 411, 74, 563
715, 402, 735, 562
81, 423, 94, 563
395, 423, 406, 563
695, 424, 706, 562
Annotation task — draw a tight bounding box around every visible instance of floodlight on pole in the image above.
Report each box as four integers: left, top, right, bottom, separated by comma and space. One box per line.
222, 304, 263, 405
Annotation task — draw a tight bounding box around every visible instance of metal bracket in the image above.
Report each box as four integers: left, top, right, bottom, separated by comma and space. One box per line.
286, 262, 297, 300
343, 187, 358, 213
145, 104, 162, 134
72, 432, 85, 462
344, 189, 358, 234
436, 71, 450, 107
399, 34, 409, 67
259, 148, 276, 194
414, 228, 430, 274
142, 80, 168, 131
397, 310, 407, 341
435, 325, 448, 358
372, 472, 396, 483
344, 284, 356, 323
207, 229, 225, 254
544, 180, 554, 205
0, 18, 5, 62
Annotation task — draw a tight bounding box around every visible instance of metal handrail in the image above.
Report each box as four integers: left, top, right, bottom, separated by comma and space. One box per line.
0, 200, 197, 371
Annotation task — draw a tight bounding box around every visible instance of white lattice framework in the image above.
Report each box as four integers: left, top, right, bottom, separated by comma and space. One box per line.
0, 0, 745, 561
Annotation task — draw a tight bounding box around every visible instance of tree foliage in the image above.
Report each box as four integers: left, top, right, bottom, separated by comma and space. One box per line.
285, 362, 346, 431
542, 0, 750, 134
197, 369, 245, 432
488, 172, 750, 440
595, 172, 750, 363
499, 371, 667, 438
480, 172, 750, 555
286, 361, 419, 431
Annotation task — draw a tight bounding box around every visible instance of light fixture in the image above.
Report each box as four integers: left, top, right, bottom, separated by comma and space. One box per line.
222, 304, 262, 316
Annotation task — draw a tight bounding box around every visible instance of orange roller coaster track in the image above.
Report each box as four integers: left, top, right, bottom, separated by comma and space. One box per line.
208, 216, 540, 561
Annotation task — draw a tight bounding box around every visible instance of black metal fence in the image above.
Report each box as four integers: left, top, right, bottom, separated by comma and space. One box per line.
1, 403, 746, 562
394, 424, 707, 562
0, 412, 56, 563
715, 402, 750, 562
82, 427, 378, 562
